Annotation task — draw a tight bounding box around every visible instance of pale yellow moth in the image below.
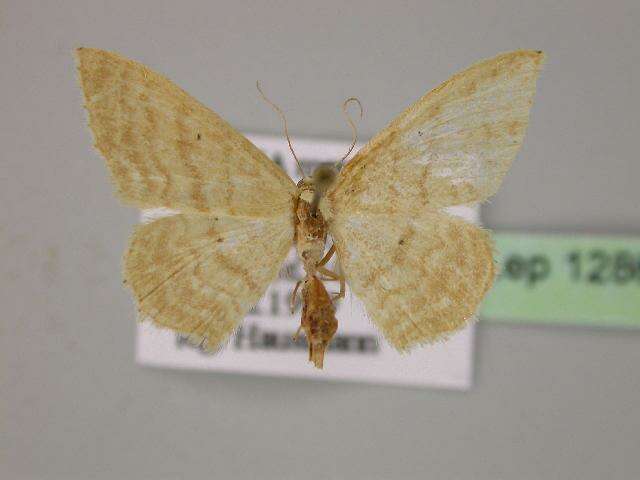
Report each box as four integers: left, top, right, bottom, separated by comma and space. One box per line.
76, 48, 544, 368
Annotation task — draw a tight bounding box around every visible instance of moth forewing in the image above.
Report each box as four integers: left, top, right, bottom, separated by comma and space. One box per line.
75, 47, 296, 217
328, 50, 545, 216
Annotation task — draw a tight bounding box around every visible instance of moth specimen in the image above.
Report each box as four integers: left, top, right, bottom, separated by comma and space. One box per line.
76, 48, 544, 368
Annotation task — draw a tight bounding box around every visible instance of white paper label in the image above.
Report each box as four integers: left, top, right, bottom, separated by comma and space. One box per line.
136, 134, 478, 389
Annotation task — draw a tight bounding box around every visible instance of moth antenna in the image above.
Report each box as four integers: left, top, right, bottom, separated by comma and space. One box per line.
256, 81, 305, 178
336, 97, 363, 168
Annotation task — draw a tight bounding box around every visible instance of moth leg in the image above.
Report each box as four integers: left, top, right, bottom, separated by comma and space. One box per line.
334, 269, 346, 300
292, 325, 303, 342
317, 266, 340, 280
317, 266, 346, 300
332, 260, 346, 300
338, 261, 345, 299
290, 280, 302, 314
335, 273, 346, 300
317, 244, 336, 267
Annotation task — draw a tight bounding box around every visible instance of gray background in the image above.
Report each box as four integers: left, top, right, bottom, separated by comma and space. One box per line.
2, 1, 639, 479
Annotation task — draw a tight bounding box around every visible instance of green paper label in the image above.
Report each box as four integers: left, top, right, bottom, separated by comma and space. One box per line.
480, 233, 640, 327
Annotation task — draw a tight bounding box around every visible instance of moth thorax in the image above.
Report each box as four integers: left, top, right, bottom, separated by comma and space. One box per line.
295, 197, 327, 275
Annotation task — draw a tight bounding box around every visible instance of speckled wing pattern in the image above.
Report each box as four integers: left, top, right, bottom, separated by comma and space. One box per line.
76, 48, 296, 348
327, 50, 544, 350
76, 47, 295, 216
125, 214, 293, 349
329, 211, 495, 350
